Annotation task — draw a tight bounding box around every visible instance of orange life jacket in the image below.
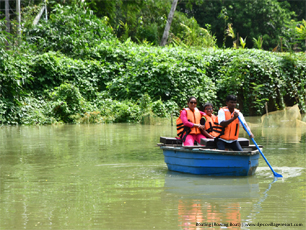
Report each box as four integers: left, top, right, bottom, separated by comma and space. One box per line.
218, 107, 240, 140
176, 108, 202, 141
203, 114, 221, 137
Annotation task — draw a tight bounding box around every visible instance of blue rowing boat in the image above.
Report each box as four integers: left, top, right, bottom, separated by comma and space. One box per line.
158, 137, 260, 176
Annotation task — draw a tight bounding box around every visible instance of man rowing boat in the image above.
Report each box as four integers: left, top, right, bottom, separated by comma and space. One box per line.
216, 95, 254, 151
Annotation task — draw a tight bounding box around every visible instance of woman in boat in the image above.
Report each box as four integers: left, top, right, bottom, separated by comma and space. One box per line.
200, 103, 221, 139
176, 97, 206, 146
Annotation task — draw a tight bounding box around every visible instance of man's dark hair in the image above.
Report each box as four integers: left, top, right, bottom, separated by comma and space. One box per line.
226, 95, 237, 102
203, 102, 213, 110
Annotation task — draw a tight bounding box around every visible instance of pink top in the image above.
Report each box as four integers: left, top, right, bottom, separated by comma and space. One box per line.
181, 109, 205, 128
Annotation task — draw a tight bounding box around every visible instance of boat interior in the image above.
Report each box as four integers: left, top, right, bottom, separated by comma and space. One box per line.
158, 137, 262, 152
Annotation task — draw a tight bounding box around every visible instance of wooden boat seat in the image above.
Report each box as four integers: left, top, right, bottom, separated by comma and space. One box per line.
160, 137, 182, 144
200, 137, 250, 147
160, 137, 250, 148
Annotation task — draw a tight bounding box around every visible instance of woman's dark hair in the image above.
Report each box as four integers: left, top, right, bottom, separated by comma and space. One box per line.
203, 102, 213, 110
187, 97, 197, 103
226, 95, 237, 102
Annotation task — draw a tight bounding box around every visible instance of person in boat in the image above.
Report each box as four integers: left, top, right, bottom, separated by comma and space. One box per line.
200, 102, 221, 139
216, 95, 254, 151
176, 97, 206, 146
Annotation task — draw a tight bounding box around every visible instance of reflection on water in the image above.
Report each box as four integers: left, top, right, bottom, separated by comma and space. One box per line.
0, 120, 305, 229
165, 173, 259, 229
178, 199, 242, 229
164, 172, 260, 199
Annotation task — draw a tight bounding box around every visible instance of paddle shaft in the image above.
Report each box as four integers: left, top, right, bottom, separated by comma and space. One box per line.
238, 116, 282, 177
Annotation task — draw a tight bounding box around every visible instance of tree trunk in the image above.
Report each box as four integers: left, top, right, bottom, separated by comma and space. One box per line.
160, 0, 178, 46
33, 6, 46, 26
5, 0, 10, 33
44, 0, 48, 21
16, 0, 21, 37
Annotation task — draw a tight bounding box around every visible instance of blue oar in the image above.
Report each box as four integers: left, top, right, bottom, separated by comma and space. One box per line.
238, 116, 282, 178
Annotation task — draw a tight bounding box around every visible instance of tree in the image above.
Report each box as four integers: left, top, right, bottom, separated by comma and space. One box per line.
296, 19, 306, 49
5, 0, 10, 33
177, 0, 292, 50
277, 0, 306, 21
24, 2, 114, 57
160, 0, 179, 46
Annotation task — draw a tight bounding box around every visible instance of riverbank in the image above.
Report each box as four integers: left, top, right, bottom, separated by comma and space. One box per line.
1, 46, 306, 125
1, 4, 305, 125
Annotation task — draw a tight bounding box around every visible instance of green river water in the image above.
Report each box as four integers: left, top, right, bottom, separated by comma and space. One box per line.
0, 118, 305, 230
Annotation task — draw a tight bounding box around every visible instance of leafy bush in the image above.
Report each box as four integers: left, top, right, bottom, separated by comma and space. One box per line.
24, 2, 115, 58
152, 99, 167, 117
138, 93, 153, 113
203, 49, 306, 114
27, 51, 115, 100
18, 96, 56, 125
49, 83, 86, 123
1, 32, 306, 124
97, 98, 143, 123
0, 47, 34, 124
136, 23, 159, 45
112, 101, 142, 123
104, 44, 217, 108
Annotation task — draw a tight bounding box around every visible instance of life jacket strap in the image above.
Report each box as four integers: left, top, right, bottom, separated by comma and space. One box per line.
213, 126, 225, 139
177, 126, 191, 142
234, 124, 238, 136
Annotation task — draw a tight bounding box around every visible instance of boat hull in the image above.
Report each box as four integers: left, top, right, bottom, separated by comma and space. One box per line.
162, 147, 259, 176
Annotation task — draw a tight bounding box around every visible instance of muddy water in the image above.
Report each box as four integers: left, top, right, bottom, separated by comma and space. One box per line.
0, 119, 305, 229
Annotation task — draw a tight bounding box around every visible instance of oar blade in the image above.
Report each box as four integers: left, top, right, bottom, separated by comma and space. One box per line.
274, 172, 283, 178
238, 116, 283, 178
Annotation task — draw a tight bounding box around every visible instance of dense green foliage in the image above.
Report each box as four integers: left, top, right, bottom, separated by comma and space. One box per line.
178, 0, 305, 50
80, 0, 305, 51
0, 2, 305, 125
204, 49, 306, 115
24, 3, 115, 58
2, 0, 306, 50
1, 41, 305, 125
